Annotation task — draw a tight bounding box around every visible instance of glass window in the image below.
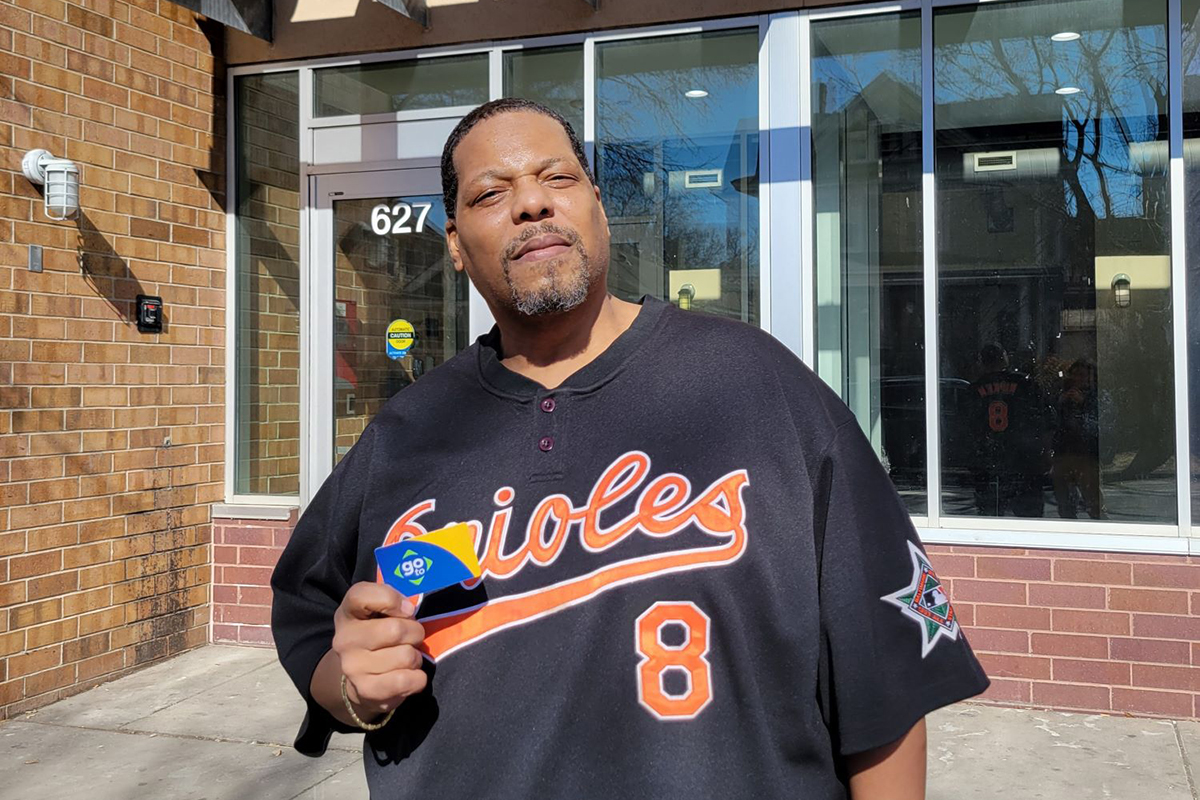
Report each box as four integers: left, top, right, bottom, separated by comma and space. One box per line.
935, 0, 1175, 523
1186, 0, 1200, 526
234, 72, 301, 496
812, 13, 925, 515
596, 29, 760, 325
503, 46, 585, 143
314, 54, 488, 117
331, 196, 468, 465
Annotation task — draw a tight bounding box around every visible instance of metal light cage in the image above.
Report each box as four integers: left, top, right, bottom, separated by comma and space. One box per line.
21, 149, 81, 222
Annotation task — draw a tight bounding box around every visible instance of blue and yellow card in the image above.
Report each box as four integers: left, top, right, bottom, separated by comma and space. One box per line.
375, 523, 482, 598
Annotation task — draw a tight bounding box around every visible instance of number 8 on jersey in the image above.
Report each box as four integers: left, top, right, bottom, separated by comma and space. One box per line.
635, 602, 713, 721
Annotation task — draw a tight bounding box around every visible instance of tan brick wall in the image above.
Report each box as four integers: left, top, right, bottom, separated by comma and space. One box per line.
0, 0, 223, 719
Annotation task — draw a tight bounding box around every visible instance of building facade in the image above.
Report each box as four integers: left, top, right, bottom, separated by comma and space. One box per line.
3, 0, 1200, 721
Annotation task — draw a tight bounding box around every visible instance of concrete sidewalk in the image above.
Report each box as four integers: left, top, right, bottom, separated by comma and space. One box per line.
1, 646, 1197, 799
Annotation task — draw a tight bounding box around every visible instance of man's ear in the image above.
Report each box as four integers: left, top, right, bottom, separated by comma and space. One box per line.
446, 219, 465, 273
593, 184, 608, 227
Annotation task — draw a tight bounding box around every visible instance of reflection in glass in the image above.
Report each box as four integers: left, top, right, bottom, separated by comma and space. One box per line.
235, 72, 301, 496
1185, 0, 1200, 524
314, 54, 488, 117
596, 30, 759, 325
332, 195, 468, 465
503, 46, 585, 143
812, 13, 926, 514
935, 0, 1176, 522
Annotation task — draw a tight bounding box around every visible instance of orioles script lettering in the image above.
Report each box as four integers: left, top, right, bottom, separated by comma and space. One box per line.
377, 451, 751, 660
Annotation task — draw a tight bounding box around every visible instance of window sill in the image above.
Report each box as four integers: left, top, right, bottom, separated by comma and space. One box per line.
212, 503, 299, 522
918, 525, 1195, 556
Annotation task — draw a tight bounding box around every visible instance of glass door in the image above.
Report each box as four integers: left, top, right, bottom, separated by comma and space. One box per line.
308, 169, 473, 500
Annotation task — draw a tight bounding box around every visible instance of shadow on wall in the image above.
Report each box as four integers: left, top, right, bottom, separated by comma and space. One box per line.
72, 13, 229, 336
196, 16, 228, 214
76, 212, 165, 333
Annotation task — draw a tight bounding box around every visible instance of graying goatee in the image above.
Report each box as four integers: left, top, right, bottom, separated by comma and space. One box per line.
501, 224, 601, 316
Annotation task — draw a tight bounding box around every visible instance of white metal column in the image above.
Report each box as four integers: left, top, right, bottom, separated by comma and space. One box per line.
920, 0, 942, 527
764, 12, 806, 361
1169, 0, 1193, 533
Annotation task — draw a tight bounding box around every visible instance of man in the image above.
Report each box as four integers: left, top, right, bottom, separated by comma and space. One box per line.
968, 344, 1054, 517
271, 98, 989, 799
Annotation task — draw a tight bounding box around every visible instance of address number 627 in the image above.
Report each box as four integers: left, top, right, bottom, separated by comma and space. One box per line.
371, 202, 432, 236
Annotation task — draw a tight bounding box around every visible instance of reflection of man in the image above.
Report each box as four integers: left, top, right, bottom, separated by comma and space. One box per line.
969, 344, 1052, 517
271, 99, 988, 799
1053, 359, 1105, 519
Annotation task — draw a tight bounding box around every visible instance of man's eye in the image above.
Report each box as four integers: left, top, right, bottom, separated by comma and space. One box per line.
475, 190, 500, 204
548, 174, 576, 184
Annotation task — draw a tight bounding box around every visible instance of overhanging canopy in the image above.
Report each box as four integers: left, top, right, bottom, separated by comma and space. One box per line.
167, 0, 593, 41
169, 0, 272, 40
372, 0, 429, 28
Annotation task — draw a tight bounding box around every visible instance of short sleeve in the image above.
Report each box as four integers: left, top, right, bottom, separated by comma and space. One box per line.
814, 420, 989, 756
270, 425, 378, 756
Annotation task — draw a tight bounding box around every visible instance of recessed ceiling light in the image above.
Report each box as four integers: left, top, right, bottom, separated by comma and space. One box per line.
1056, 86, 1082, 95
685, 89, 708, 98
1051, 31, 1082, 42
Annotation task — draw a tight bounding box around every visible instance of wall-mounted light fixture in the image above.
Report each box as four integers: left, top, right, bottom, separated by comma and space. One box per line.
1111, 273, 1132, 308
22, 149, 80, 221
677, 283, 695, 311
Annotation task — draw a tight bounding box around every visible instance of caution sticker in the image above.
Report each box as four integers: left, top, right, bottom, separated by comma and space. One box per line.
375, 523, 482, 598
386, 319, 415, 361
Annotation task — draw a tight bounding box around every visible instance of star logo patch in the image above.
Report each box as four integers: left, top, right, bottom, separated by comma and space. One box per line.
881, 541, 960, 658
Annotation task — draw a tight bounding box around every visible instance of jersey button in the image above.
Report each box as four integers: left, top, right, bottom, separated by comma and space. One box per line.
540, 397, 556, 413
538, 436, 554, 452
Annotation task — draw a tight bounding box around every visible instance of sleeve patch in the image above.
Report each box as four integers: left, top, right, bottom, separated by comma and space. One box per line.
881, 541, 961, 658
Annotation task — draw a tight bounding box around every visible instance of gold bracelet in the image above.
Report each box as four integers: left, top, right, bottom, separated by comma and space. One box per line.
340, 674, 396, 731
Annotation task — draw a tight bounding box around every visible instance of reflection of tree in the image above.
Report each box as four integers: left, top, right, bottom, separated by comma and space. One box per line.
596, 58, 756, 202
936, 26, 1168, 223
595, 48, 759, 323
815, 49, 921, 117
937, 17, 1176, 506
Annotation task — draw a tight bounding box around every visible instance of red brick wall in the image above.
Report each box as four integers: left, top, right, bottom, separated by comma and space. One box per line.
209, 525, 1200, 720
928, 545, 1200, 719
211, 512, 295, 647
0, 0, 223, 719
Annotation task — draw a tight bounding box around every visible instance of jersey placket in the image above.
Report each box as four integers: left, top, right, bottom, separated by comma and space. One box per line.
530, 391, 564, 481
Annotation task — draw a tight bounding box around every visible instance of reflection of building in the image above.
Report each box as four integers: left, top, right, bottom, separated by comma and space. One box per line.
332, 200, 466, 461
4, 0, 1200, 727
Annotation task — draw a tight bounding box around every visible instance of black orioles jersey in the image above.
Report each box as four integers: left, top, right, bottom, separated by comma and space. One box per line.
969, 369, 1052, 473
271, 295, 989, 799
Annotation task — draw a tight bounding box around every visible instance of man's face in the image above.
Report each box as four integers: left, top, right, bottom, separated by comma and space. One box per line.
446, 111, 610, 317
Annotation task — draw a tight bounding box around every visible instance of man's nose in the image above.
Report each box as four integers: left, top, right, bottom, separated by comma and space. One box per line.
510, 176, 553, 223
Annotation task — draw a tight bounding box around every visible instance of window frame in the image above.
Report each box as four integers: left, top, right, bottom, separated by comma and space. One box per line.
800, 0, 1195, 553
223, 0, 1197, 554
224, 15, 773, 509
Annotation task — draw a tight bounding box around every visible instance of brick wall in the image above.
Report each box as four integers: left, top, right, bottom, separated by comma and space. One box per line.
211, 511, 295, 647
209, 523, 1200, 721
928, 545, 1200, 719
0, 0, 224, 719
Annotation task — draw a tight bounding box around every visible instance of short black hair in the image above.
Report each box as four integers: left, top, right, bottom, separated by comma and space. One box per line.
980, 343, 1008, 369
440, 98, 594, 221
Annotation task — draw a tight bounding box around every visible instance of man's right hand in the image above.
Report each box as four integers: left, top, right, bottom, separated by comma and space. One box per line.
315, 582, 427, 725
